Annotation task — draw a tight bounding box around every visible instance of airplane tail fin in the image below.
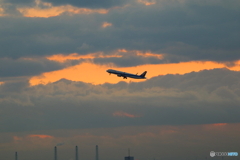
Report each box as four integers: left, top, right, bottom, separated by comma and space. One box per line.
140, 71, 147, 78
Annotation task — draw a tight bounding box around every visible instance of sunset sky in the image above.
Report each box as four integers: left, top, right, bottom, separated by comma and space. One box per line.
0, 0, 240, 160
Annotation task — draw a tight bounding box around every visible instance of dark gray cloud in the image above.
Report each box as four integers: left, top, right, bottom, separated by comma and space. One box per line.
93, 54, 163, 67
1, 68, 240, 132
132, 68, 240, 92
44, 0, 128, 8
5, 0, 128, 8
107, 3, 240, 61
5, 0, 33, 3
0, 0, 240, 65
0, 17, 81, 58
0, 58, 65, 78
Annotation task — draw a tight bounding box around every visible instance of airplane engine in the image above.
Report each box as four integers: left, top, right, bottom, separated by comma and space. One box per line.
117, 74, 122, 77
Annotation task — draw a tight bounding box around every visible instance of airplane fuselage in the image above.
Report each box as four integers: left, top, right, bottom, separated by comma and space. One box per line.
106, 69, 147, 79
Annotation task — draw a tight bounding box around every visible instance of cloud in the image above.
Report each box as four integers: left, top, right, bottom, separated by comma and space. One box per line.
46, 52, 122, 62
42, 0, 129, 9
1, 68, 240, 132
101, 22, 112, 28
17, 0, 109, 18
0, 0, 239, 65
208, 123, 227, 127
0, 7, 6, 16
28, 134, 54, 138
46, 50, 165, 67
0, 58, 65, 78
5, 0, 129, 9
93, 50, 164, 67
1, 124, 240, 160
5, 0, 34, 4
0, 1, 239, 158
137, 0, 156, 6
112, 111, 141, 118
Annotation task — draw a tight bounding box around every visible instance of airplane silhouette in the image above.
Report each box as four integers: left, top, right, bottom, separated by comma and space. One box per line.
106, 69, 147, 79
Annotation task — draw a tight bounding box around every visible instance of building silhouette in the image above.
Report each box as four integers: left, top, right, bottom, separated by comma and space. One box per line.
125, 149, 134, 160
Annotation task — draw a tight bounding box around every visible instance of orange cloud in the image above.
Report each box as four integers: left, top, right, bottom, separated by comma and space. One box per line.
13, 136, 22, 141
113, 111, 140, 118
46, 52, 122, 62
0, 8, 6, 16
28, 134, 54, 139
29, 62, 121, 85
29, 59, 240, 86
47, 53, 96, 62
136, 51, 163, 59
212, 123, 227, 126
17, 0, 108, 18
118, 49, 127, 52
30, 50, 240, 86
29, 61, 151, 85
137, 0, 156, 6
47, 50, 163, 63
102, 22, 113, 28
117, 49, 164, 59
203, 123, 228, 130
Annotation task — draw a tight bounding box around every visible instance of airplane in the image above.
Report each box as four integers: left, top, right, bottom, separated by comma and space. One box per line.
106, 69, 147, 79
